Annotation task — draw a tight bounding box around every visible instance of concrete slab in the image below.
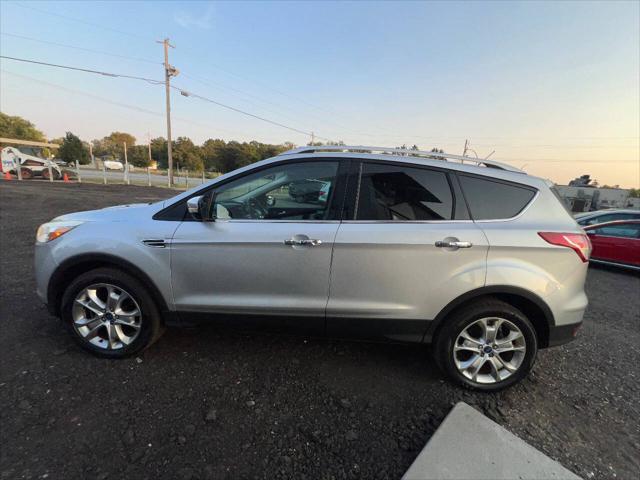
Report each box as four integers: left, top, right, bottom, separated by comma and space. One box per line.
402, 402, 581, 480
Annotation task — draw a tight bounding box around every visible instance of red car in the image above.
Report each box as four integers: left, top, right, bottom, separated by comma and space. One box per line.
584, 220, 640, 270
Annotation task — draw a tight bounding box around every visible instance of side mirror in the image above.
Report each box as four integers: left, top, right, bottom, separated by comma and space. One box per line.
266, 194, 276, 207
187, 194, 215, 221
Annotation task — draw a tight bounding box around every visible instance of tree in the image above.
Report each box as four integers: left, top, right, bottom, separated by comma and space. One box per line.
173, 137, 203, 172
629, 188, 640, 198
0, 112, 46, 142
150, 137, 168, 169
127, 145, 151, 168
216, 141, 261, 173
201, 138, 226, 171
91, 132, 136, 159
58, 132, 90, 164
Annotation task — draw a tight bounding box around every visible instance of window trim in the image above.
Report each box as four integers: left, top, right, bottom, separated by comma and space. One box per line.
590, 224, 640, 240
456, 172, 539, 222
153, 157, 351, 222
346, 159, 465, 223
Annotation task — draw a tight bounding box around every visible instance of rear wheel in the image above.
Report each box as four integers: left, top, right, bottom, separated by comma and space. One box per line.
61, 268, 164, 358
20, 168, 33, 179
434, 298, 538, 391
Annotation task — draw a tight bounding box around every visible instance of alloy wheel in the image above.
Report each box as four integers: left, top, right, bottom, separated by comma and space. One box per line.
453, 317, 526, 384
71, 283, 142, 350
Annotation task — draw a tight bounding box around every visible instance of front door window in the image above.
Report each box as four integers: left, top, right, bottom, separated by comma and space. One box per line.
213, 162, 339, 221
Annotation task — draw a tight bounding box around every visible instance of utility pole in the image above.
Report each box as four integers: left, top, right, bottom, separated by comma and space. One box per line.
123, 141, 130, 185
147, 132, 152, 166
157, 38, 178, 186
462, 139, 469, 157
310, 131, 315, 145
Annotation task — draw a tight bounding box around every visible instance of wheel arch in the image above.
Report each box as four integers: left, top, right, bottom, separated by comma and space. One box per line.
425, 286, 554, 348
47, 253, 170, 320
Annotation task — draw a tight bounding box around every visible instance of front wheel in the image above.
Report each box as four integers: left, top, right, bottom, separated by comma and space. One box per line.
60, 267, 164, 358
434, 298, 538, 391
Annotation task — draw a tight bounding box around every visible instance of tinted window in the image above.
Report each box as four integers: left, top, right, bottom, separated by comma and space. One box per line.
593, 224, 640, 239
213, 161, 339, 221
583, 212, 640, 225
459, 175, 536, 220
356, 163, 453, 221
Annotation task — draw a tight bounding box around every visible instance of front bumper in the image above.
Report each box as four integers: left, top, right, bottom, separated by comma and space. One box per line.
34, 243, 59, 312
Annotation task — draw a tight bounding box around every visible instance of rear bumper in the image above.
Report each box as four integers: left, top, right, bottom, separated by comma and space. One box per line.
547, 322, 582, 347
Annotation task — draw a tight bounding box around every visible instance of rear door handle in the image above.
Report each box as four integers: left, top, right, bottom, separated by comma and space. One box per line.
284, 238, 322, 246
435, 240, 473, 249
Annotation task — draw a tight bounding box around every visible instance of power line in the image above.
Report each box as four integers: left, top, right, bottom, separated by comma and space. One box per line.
0, 32, 160, 65
181, 72, 340, 131
0, 55, 322, 140
0, 55, 164, 84
14, 3, 151, 41
1, 30, 347, 138
8, 1, 361, 133
173, 85, 327, 140
1, 69, 164, 116
1, 69, 251, 138
0, 54, 157, 82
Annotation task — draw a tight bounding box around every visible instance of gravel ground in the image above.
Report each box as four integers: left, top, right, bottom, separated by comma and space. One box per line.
1, 181, 639, 480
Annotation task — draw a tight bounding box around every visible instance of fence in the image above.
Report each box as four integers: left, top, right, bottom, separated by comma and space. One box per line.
3, 158, 219, 190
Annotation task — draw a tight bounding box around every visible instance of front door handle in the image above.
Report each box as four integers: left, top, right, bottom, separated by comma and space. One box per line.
435, 240, 473, 249
284, 238, 322, 246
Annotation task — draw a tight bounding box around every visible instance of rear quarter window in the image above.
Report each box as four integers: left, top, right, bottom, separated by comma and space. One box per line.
459, 174, 536, 220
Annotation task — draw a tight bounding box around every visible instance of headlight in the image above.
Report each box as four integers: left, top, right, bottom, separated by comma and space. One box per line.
36, 221, 83, 243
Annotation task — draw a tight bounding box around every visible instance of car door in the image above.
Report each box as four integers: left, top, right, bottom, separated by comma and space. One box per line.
170, 159, 347, 334
326, 161, 488, 342
589, 223, 640, 265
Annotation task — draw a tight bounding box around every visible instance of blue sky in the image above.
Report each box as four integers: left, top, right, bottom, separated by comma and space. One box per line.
1, 0, 638, 186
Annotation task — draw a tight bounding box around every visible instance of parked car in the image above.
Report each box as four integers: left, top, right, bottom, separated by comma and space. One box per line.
103, 160, 125, 171
584, 220, 640, 270
288, 179, 332, 203
574, 209, 640, 226
34, 145, 590, 391
1, 146, 62, 179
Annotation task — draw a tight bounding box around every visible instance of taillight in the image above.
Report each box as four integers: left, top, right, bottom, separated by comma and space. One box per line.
538, 232, 592, 262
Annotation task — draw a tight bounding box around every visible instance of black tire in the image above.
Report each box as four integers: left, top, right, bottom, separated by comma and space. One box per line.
434, 298, 538, 392
20, 168, 33, 179
42, 168, 61, 180
60, 267, 164, 358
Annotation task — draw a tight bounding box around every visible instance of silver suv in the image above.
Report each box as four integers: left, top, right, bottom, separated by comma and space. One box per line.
34, 146, 590, 391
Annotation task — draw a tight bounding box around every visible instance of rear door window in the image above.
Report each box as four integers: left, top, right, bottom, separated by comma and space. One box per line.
355, 163, 454, 221
458, 175, 536, 220
593, 224, 640, 238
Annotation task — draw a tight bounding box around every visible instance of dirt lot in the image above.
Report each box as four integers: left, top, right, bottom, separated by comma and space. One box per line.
1, 181, 639, 480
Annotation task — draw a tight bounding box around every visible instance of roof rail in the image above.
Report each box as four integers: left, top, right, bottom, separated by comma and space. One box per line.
280, 145, 524, 173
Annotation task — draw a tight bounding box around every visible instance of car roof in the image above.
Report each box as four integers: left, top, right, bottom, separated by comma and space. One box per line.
584, 219, 640, 230
579, 209, 640, 217
275, 145, 548, 189
165, 144, 550, 206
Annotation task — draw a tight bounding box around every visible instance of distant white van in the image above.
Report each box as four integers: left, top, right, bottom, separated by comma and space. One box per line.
103, 160, 124, 171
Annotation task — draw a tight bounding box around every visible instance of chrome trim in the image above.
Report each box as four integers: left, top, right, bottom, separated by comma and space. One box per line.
340, 220, 475, 224
219, 219, 340, 224
142, 239, 167, 248
436, 240, 473, 248
589, 258, 640, 271
284, 238, 322, 246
